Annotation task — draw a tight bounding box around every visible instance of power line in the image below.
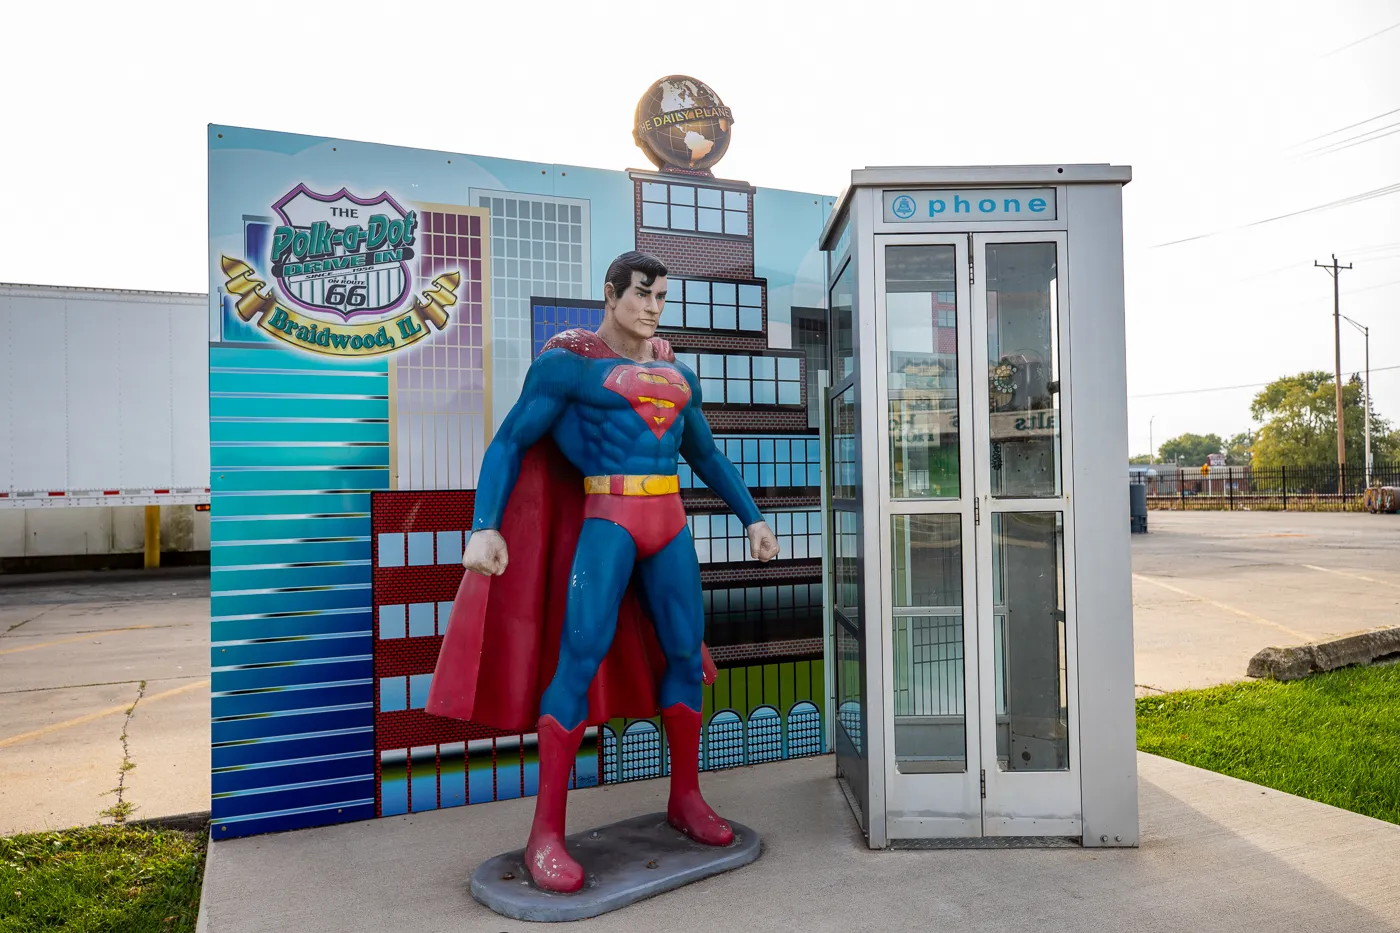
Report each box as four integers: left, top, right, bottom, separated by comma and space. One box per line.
1304, 119, 1400, 157
1323, 20, 1400, 56
1349, 240, 1400, 254
1222, 275, 1400, 315
1304, 118, 1400, 153
1292, 104, 1400, 147
1152, 182, 1400, 248
1129, 364, 1400, 400
1245, 185, 1400, 228
1349, 277, 1400, 295
1224, 245, 1400, 286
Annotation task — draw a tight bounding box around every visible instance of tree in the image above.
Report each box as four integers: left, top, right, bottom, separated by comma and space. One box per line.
1158, 433, 1223, 466
1249, 371, 1400, 469
1129, 454, 1153, 464
1224, 431, 1253, 465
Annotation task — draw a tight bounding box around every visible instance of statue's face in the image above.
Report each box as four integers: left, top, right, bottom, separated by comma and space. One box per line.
605, 270, 668, 340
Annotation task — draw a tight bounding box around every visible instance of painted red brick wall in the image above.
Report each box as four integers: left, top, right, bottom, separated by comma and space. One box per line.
705, 409, 811, 433
658, 330, 768, 354
682, 492, 821, 512
699, 558, 823, 586
637, 231, 755, 278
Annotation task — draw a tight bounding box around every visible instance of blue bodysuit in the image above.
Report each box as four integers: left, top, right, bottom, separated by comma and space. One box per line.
471, 332, 764, 729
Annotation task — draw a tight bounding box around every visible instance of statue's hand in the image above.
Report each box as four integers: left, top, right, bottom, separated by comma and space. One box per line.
462, 529, 509, 577
747, 521, 780, 563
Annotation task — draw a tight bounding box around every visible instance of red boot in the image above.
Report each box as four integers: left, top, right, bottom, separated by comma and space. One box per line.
663, 703, 734, 846
525, 715, 587, 892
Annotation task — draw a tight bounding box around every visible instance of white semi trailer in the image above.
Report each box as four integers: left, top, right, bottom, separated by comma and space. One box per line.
0, 283, 210, 567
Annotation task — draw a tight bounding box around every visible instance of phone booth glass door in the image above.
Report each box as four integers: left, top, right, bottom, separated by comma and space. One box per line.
875, 233, 1082, 840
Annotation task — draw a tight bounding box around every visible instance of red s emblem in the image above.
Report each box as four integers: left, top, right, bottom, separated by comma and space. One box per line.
604, 365, 692, 439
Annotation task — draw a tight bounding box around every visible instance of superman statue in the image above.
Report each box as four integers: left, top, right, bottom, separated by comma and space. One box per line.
426, 250, 779, 893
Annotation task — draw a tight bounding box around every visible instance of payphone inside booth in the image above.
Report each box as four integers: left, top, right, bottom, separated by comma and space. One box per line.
820, 166, 1139, 849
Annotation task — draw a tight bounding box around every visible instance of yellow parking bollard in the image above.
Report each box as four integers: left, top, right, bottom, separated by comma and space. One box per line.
144, 505, 160, 569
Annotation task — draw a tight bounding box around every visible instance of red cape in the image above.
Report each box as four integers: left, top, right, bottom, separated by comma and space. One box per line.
424, 331, 716, 733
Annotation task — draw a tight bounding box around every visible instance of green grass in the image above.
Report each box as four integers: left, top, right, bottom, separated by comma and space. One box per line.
0, 825, 206, 932
1137, 662, 1400, 824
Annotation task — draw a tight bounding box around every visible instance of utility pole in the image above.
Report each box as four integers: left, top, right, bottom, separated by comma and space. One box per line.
1342, 315, 1371, 486
1315, 254, 1352, 493
1149, 415, 1156, 464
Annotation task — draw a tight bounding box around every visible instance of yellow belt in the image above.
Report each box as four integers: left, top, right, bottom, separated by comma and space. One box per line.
583, 474, 680, 496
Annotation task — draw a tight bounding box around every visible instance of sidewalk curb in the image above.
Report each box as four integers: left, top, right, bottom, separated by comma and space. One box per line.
128, 810, 211, 834
0, 565, 210, 589
195, 826, 215, 933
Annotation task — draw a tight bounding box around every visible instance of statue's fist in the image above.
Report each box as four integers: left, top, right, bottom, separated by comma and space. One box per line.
747, 521, 780, 563
462, 529, 509, 577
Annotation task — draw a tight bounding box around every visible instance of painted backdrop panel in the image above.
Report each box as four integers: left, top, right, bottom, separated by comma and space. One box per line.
209, 125, 831, 838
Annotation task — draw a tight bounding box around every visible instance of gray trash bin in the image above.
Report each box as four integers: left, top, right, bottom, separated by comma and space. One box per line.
1130, 483, 1148, 534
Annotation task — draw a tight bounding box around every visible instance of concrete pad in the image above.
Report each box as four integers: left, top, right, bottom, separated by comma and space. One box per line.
471, 813, 761, 922
1132, 585, 1276, 692
198, 753, 1400, 933
0, 680, 137, 738
0, 599, 53, 634
121, 680, 210, 823
1, 623, 205, 688
0, 675, 209, 834
0, 587, 206, 641
0, 682, 135, 834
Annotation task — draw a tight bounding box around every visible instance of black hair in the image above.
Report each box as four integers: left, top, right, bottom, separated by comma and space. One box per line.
604, 251, 667, 303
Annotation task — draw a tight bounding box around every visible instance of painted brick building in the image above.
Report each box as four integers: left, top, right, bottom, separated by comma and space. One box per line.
606, 168, 828, 776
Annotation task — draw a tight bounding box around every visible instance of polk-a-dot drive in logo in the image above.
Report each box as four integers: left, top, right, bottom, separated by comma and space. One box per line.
220, 184, 460, 357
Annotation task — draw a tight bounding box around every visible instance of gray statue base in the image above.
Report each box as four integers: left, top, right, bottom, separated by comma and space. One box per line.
470, 812, 761, 922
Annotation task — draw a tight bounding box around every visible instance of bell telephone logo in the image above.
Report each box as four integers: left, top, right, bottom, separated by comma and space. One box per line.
219, 183, 460, 357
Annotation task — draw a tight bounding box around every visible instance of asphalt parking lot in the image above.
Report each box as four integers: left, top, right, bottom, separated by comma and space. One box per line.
0, 512, 1395, 834
1131, 511, 1400, 695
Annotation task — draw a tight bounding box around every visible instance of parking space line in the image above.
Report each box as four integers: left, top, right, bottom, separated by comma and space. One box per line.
1132, 573, 1312, 641
0, 624, 156, 656
1302, 564, 1400, 592
0, 679, 210, 750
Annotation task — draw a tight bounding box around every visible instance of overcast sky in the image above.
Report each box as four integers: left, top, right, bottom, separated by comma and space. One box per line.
2, 0, 1397, 457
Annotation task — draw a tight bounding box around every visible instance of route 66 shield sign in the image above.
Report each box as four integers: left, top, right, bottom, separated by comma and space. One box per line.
270, 184, 416, 319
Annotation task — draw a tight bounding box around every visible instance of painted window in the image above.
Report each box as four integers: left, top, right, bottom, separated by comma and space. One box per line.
704, 583, 824, 628
673, 353, 801, 406
679, 435, 822, 490
689, 510, 822, 563
659, 279, 762, 332
641, 182, 749, 237
473, 190, 590, 432
532, 300, 606, 358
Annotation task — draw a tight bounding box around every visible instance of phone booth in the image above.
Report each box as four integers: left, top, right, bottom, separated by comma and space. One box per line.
820, 166, 1138, 848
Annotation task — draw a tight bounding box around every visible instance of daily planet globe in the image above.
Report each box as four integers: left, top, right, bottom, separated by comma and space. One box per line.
633, 76, 734, 175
